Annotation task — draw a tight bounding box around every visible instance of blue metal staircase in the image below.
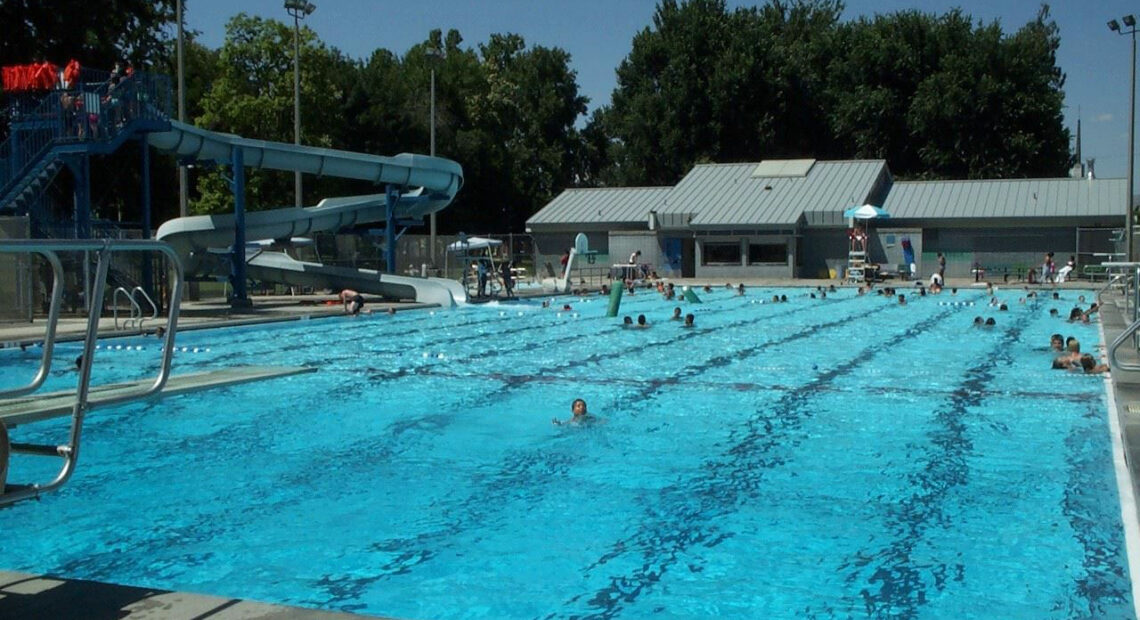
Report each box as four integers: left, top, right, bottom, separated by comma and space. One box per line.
0, 68, 172, 215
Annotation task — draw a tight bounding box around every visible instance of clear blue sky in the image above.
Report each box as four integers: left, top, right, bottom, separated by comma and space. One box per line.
185, 0, 1140, 179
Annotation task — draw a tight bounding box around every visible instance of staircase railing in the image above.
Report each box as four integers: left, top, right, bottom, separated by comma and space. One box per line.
0, 70, 172, 207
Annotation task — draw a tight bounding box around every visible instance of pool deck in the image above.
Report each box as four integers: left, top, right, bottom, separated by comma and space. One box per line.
0, 277, 1127, 619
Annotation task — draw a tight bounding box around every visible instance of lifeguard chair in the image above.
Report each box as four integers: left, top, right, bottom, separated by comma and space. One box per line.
847, 226, 868, 282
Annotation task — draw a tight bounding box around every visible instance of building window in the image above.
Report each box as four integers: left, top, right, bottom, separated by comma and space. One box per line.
749, 243, 786, 264
702, 242, 741, 265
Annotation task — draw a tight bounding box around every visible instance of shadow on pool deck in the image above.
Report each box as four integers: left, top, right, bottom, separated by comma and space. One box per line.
0, 570, 388, 619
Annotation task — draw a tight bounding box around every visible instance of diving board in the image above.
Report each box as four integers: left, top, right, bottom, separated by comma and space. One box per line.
0, 366, 315, 428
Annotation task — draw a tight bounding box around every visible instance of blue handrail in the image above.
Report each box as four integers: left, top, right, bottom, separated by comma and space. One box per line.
0, 71, 172, 205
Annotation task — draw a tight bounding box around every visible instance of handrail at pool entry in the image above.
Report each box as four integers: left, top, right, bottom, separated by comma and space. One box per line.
112, 286, 143, 329
1098, 272, 1128, 308
132, 286, 159, 329
1099, 263, 1140, 323
0, 239, 184, 507
1110, 317, 1140, 371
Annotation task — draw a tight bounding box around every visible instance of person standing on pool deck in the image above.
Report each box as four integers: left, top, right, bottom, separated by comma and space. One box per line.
937, 252, 946, 278
340, 289, 365, 315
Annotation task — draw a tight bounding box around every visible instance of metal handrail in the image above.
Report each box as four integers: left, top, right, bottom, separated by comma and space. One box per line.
1110, 316, 1140, 371
112, 286, 142, 329
1097, 272, 1128, 308
0, 239, 184, 506
132, 286, 159, 329
0, 250, 63, 399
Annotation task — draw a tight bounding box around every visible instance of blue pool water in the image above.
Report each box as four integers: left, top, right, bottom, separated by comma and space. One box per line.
0, 286, 1133, 618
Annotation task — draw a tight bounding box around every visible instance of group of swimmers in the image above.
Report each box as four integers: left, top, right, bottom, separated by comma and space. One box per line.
621, 308, 695, 328
1051, 334, 1109, 374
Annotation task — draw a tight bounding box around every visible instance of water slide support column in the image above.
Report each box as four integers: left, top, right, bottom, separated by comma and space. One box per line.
385, 184, 398, 274
230, 147, 251, 307
140, 139, 154, 301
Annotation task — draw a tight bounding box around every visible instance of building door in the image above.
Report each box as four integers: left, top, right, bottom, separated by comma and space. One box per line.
664, 238, 682, 277
681, 239, 695, 277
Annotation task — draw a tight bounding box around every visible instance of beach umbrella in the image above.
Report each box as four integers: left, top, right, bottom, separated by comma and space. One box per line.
843, 204, 891, 219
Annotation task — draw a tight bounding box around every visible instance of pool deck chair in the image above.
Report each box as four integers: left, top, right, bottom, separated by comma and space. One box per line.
0, 240, 314, 507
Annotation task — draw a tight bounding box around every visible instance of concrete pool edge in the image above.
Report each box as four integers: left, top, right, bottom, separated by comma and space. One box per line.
1097, 289, 1140, 618
0, 570, 397, 619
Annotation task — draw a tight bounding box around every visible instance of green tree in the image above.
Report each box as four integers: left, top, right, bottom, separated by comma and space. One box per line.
448, 33, 587, 233
0, 0, 175, 69
192, 13, 355, 214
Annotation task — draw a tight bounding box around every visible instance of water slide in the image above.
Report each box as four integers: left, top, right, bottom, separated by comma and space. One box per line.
150, 120, 467, 305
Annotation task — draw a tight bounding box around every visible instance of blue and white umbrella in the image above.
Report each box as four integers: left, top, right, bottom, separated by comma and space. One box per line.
843, 204, 890, 220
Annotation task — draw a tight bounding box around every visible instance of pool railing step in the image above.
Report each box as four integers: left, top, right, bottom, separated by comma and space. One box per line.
0, 365, 316, 428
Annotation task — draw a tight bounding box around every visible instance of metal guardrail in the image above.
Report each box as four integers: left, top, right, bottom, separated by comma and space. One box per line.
0, 239, 184, 506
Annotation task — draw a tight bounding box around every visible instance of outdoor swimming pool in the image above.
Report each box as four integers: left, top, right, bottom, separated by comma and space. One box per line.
0, 285, 1134, 618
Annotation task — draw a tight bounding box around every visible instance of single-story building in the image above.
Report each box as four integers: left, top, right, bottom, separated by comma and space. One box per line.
526, 158, 1126, 280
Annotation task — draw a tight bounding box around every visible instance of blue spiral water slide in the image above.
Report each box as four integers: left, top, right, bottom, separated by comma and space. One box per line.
151, 120, 466, 306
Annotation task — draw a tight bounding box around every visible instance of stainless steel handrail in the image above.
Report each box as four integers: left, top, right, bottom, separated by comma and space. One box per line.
112, 286, 142, 329
0, 239, 184, 506
1110, 316, 1140, 371
0, 250, 63, 399
1097, 272, 1128, 308
132, 286, 159, 329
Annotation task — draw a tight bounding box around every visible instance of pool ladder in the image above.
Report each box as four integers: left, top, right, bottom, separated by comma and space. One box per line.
0, 239, 184, 507
113, 285, 159, 330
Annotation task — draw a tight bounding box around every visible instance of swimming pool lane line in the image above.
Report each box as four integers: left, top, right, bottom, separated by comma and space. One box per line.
1097, 316, 1140, 619
360, 292, 867, 390
567, 293, 1073, 616
302, 297, 891, 593
549, 306, 966, 619
1059, 398, 1136, 617
839, 302, 1131, 618
833, 306, 1038, 617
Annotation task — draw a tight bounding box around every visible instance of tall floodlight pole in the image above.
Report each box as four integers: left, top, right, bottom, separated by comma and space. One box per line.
285, 0, 316, 208
1110, 15, 1138, 261
177, 0, 187, 218
426, 46, 444, 268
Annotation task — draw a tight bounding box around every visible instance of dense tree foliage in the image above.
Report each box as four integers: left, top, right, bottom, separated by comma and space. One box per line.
595, 1, 1070, 184
0, 0, 175, 69
3, 0, 1074, 232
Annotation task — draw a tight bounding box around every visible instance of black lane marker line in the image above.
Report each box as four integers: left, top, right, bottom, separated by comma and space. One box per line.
326, 304, 950, 606
1057, 399, 1134, 618
367, 367, 1097, 405
300, 299, 909, 599
833, 309, 1034, 617
549, 308, 960, 620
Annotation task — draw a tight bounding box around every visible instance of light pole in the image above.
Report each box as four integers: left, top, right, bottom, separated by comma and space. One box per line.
285, 0, 315, 208
176, 0, 187, 218
1110, 15, 1137, 261
426, 46, 444, 268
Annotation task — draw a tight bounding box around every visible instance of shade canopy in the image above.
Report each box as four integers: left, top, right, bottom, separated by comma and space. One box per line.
447, 236, 502, 252
843, 204, 891, 220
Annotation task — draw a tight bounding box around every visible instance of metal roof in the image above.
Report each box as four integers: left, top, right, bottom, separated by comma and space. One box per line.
659, 160, 889, 227
526, 186, 670, 229
881, 177, 1127, 220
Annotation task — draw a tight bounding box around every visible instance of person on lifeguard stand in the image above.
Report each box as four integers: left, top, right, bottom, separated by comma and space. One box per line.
849, 226, 867, 253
